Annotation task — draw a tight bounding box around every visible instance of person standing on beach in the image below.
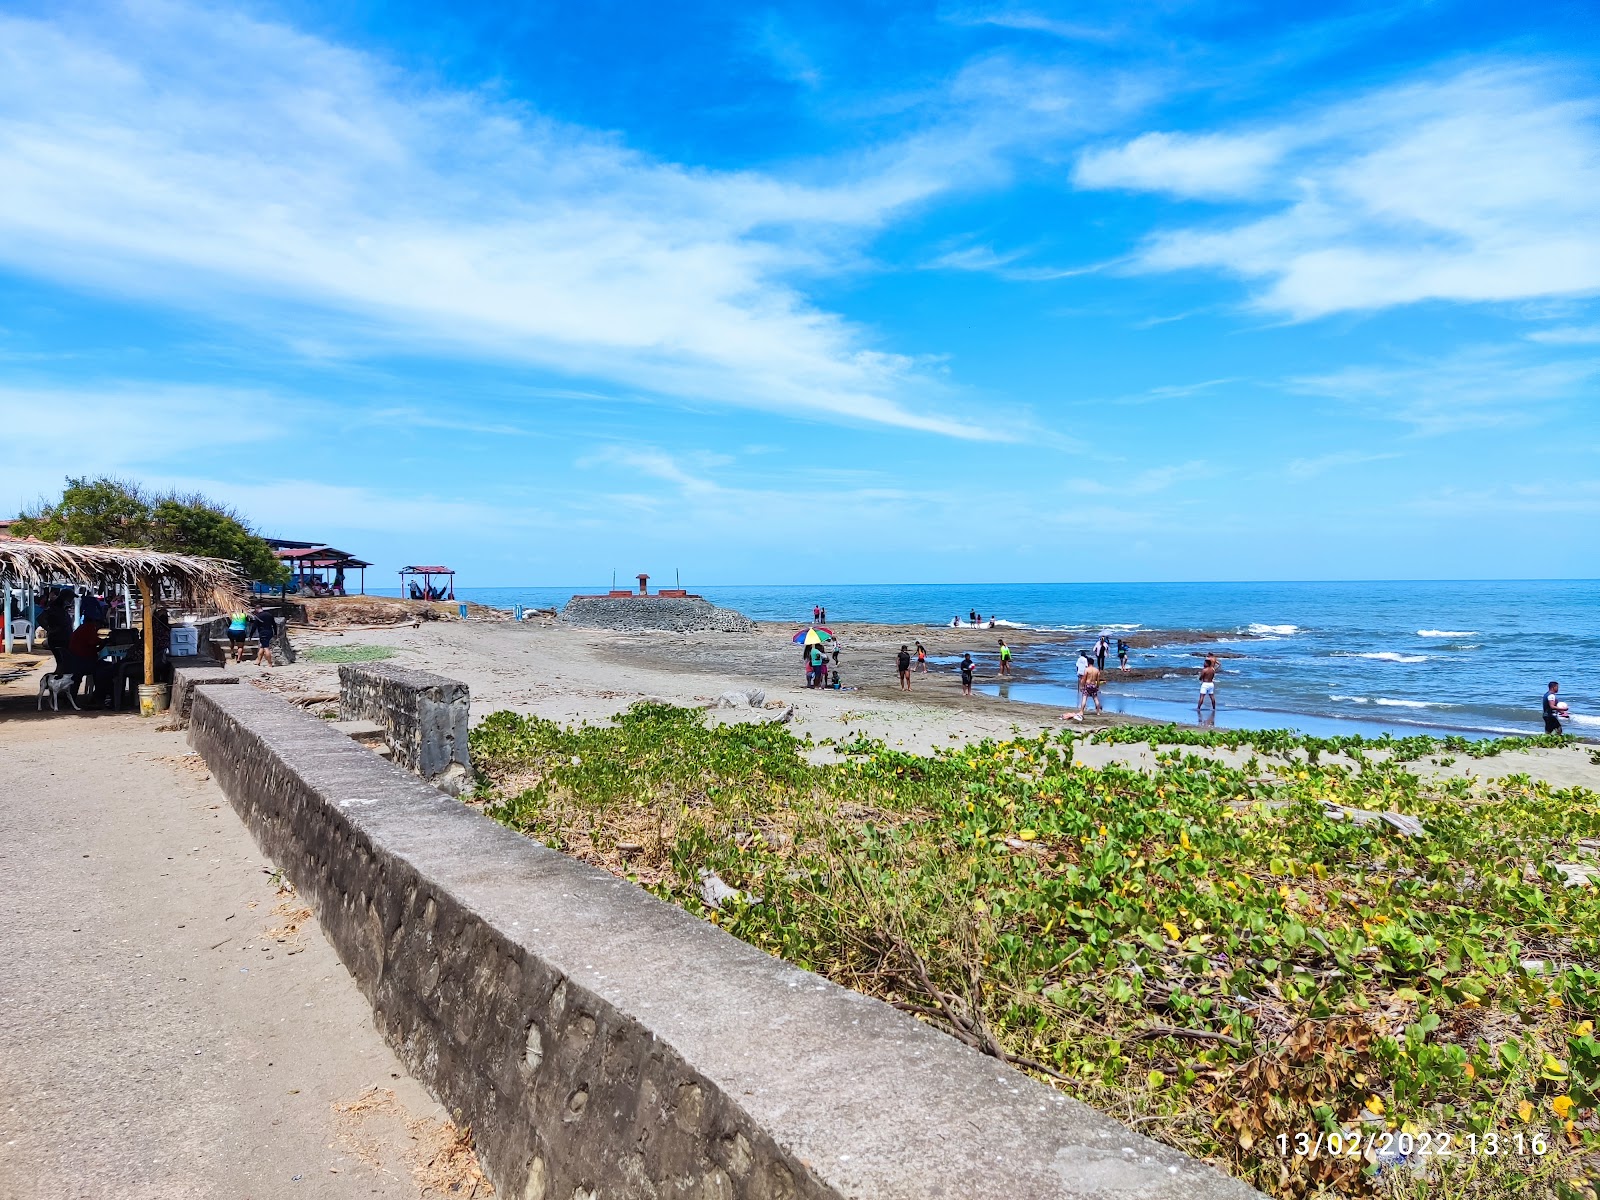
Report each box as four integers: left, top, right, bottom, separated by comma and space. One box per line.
1117, 639, 1129, 670
809, 643, 827, 689
1544, 682, 1566, 734
813, 604, 821, 624
915, 641, 927, 673
252, 607, 276, 667
1198, 655, 1218, 714
819, 606, 827, 624
1095, 635, 1108, 671
1065, 661, 1103, 721
897, 644, 912, 691
998, 638, 1012, 676
959, 653, 975, 696
1076, 648, 1090, 702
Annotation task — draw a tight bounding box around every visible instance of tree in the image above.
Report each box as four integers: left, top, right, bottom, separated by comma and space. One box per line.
14, 476, 290, 585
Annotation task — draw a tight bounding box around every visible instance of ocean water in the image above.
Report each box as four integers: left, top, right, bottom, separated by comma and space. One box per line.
390, 581, 1599, 739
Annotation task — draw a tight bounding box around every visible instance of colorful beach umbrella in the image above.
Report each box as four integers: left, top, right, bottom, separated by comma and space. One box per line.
792, 627, 835, 644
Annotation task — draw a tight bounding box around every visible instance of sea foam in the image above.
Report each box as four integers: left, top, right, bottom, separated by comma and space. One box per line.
1339, 652, 1428, 663
1418, 629, 1478, 638
1247, 623, 1299, 635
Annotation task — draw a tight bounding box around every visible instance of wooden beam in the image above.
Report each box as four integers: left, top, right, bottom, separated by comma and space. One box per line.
138, 577, 155, 687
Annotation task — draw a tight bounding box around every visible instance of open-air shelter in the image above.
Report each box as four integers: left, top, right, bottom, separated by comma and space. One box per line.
0, 537, 245, 689
274, 545, 371, 595
400, 565, 455, 601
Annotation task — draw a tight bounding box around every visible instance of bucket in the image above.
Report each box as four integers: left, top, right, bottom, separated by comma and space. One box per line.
138, 683, 171, 717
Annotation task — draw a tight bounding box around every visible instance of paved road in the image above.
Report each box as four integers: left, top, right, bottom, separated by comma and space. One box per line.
0, 706, 451, 1199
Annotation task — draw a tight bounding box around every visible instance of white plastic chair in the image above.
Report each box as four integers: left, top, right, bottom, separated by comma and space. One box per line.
7, 619, 33, 652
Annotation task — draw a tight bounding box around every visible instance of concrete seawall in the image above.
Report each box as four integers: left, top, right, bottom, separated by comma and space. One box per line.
187, 683, 1260, 1200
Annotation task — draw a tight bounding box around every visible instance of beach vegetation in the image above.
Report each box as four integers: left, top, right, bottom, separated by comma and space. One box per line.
300, 644, 398, 663
471, 704, 1599, 1199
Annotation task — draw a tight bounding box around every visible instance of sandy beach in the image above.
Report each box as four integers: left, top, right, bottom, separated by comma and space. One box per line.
243, 615, 1600, 791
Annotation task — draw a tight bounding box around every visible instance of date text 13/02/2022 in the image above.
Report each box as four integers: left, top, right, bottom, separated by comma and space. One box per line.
1273, 1130, 1551, 1160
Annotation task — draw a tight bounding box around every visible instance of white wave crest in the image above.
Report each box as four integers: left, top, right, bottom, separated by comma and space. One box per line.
1567, 713, 1600, 727
1330, 694, 1369, 704
1247, 623, 1299, 635
1373, 698, 1436, 708
1417, 629, 1478, 638
1338, 652, 1428, 663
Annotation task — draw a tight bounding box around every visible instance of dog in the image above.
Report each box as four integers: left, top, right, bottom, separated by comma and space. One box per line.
37, 672, 81, 711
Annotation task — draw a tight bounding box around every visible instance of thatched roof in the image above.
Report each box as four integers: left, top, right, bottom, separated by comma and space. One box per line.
0, 537, 247, 611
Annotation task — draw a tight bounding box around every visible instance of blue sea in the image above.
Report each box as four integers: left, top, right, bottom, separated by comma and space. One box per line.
384, 581, 1598, 740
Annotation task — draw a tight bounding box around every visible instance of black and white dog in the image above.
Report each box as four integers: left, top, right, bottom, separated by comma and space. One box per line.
36, 673, 80, 711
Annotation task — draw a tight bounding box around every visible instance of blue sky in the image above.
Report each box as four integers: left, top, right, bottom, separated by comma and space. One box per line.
0, 0, 1596, 585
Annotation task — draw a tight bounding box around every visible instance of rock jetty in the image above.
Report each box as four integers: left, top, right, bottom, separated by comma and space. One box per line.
559, 594, 756, 634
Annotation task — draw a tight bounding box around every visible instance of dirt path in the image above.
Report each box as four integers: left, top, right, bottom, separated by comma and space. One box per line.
0, 709, 475, 1200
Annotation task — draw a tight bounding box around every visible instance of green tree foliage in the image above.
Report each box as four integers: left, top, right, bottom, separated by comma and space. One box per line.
14, 476, 289, 584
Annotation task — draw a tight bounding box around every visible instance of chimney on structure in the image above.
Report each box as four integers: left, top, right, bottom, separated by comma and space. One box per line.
636, 573, 650, 596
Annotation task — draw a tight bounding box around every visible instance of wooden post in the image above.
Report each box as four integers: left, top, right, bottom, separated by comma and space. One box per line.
139, 577, 155, 687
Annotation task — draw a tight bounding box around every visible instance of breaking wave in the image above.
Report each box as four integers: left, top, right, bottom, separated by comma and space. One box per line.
1418, 629, 1477, 638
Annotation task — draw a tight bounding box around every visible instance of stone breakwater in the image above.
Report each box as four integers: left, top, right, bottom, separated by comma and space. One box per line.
560, 594, 756, 634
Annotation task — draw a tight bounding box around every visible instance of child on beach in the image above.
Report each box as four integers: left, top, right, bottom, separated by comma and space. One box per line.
959, 653, 975, 695
915, 641, 927, 672
897, 645, 912, 691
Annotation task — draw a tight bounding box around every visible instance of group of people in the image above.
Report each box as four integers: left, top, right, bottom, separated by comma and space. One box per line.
227, 608, 278, 665
895, 637, 1012, 696
39, 590, 136, 707
802, 640, 839, 689
951, 609, 1002, 628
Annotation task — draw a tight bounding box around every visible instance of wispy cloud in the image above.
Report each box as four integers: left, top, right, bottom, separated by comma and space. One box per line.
1075, 130, 1287, 199
1290, 347, 1600, 434
1284, 450, 1400, 479
1065, 460, 1212, 495
925, 241, 1110, 281
1076, 63, 1600, 317
1528, 324, 1600, 345
0, 4, 1097, 440
949, 8, 1121, 43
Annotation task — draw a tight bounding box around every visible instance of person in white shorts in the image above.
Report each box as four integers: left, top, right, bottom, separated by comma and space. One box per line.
1197, 654, 1218, 714
1076, 649, 1090, 702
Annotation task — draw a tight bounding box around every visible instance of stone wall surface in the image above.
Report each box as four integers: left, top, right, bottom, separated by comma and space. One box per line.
338, 661, 470, 790
187, 683, 1262, 1200
170, 664, 239, 721
560, 595, 757, 634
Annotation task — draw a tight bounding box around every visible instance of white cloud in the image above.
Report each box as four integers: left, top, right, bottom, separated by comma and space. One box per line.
1290, 347, 1600, 434
0, 4, 1067, 440
1074, 131, 1286, 199
1529, 324, 1600, 345
1077, 64, 1600, 317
